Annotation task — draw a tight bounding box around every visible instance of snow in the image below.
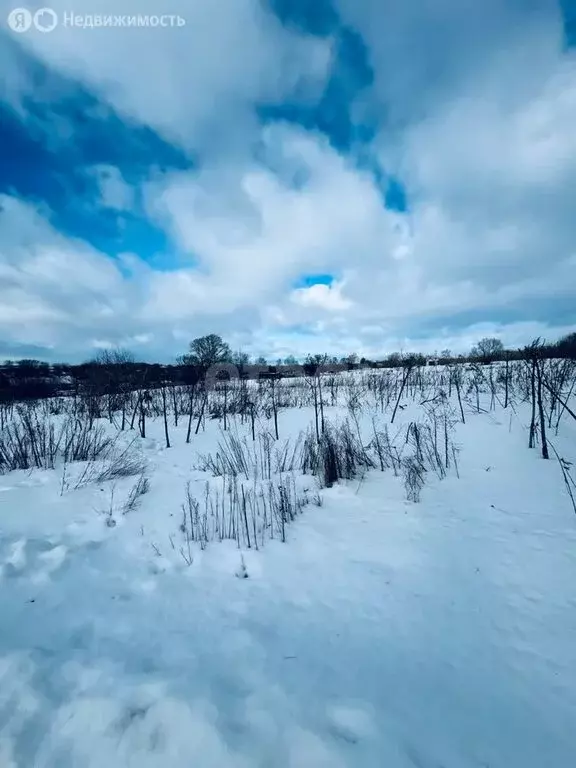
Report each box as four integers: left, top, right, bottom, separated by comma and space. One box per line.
1, 374, 576, 767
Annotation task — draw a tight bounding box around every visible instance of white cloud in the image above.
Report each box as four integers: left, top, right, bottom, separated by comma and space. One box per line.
0, 195, 133, 350
291, 282, 353, 312
144, 125, 403, 315
0, 0, 574, 360
3, 0, 331, 151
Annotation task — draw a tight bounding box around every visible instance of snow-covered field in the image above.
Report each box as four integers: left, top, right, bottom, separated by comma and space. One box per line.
1, 365, 575, 767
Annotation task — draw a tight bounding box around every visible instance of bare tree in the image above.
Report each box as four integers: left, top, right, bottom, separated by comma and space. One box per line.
232, 351, 250, 378
180, 335, 232, 371
92, 348, 135, 367
471, 337, 505, 362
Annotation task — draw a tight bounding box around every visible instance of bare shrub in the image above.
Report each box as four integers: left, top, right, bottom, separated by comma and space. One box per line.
178, 473, 310, 551
0, 407, 113, 474
122, 473, 150, 515
74, 436, 147, 488
196, 430, 304, 481
402, 455, 426, 502
302, 420, 375, 488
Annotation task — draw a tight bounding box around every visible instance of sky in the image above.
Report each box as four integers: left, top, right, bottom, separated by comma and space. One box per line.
0, 0, 575, 363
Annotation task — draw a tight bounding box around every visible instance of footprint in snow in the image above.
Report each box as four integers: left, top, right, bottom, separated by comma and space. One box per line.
0, 538, 68, 584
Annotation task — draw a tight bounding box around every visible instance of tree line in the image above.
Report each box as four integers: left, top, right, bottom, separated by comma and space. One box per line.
0, 332, 574, 403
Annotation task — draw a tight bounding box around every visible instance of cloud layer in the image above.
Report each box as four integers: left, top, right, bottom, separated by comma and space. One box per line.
0, 0, 574, 361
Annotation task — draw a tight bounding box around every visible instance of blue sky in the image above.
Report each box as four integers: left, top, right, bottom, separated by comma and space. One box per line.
0, 0, 575, 362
